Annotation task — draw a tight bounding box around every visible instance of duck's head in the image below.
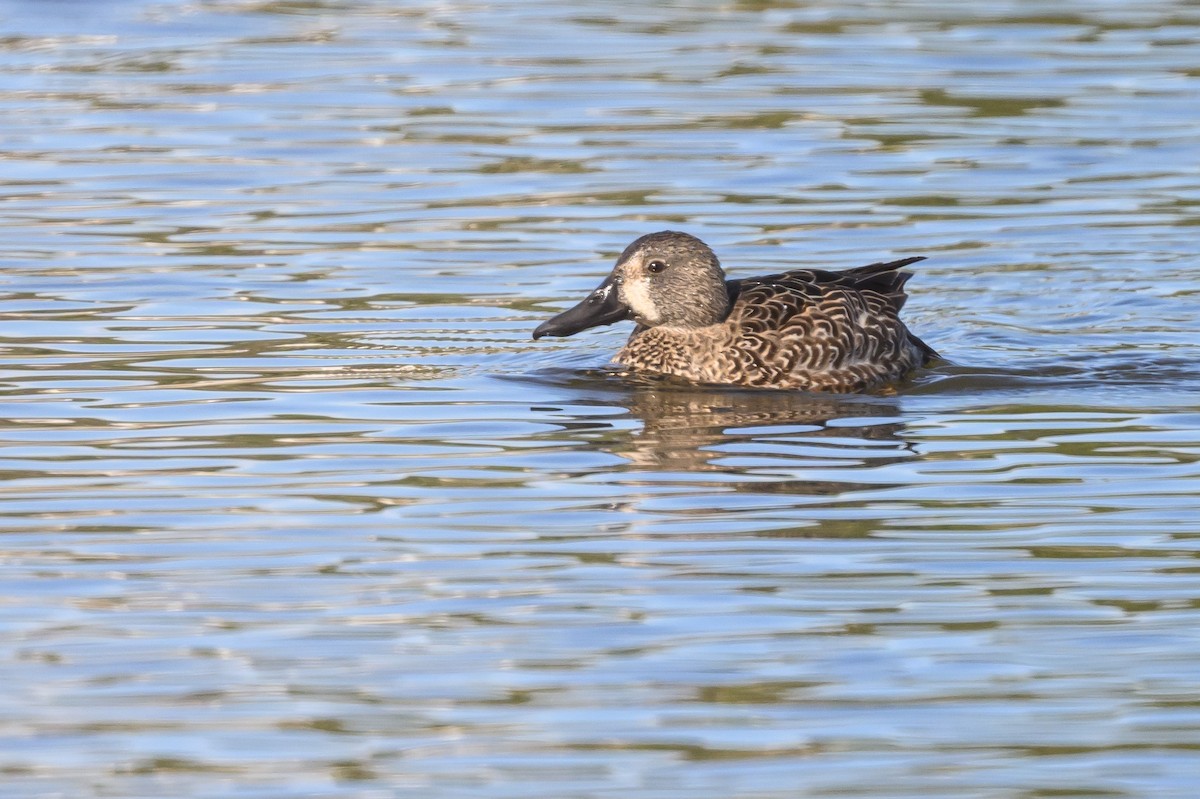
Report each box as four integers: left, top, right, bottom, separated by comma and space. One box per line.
532, 231, 729, 340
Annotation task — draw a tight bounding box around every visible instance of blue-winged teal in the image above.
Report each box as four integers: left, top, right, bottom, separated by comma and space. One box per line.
533, 231, 938, 392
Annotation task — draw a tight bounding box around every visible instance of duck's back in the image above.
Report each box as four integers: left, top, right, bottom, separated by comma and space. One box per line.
617, 257, 936, 392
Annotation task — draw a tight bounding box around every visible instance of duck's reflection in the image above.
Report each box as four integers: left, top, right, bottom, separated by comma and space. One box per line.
551, 372, 915, 478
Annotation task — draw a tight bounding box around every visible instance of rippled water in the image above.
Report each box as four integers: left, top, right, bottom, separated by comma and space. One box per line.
3, 1, 1200, 797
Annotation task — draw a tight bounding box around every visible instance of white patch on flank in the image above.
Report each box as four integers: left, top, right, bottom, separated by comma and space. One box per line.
621, 277, 658, 324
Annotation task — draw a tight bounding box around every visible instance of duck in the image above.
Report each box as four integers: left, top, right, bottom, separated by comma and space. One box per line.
532, 231, 938, 393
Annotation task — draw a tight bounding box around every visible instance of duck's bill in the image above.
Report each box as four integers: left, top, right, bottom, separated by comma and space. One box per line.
532, 275, 630, 339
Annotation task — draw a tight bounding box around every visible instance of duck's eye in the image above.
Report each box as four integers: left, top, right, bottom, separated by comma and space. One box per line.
647, 260, 667, 274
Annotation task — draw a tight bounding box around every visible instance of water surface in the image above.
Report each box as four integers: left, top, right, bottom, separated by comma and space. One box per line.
3, 1, 1200, 797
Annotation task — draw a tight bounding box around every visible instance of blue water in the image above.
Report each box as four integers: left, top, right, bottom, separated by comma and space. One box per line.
2, 1, 1200, 797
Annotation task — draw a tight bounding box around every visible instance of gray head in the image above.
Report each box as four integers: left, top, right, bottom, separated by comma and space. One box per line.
532, 231, 729, 339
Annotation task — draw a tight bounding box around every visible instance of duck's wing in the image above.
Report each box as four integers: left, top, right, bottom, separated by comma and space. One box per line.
726, 256, 924, 313
722, 257, 938, 384
834, 256, 939, 361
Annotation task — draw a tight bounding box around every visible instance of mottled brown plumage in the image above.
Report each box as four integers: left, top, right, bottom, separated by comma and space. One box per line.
533, 231, 938, 393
